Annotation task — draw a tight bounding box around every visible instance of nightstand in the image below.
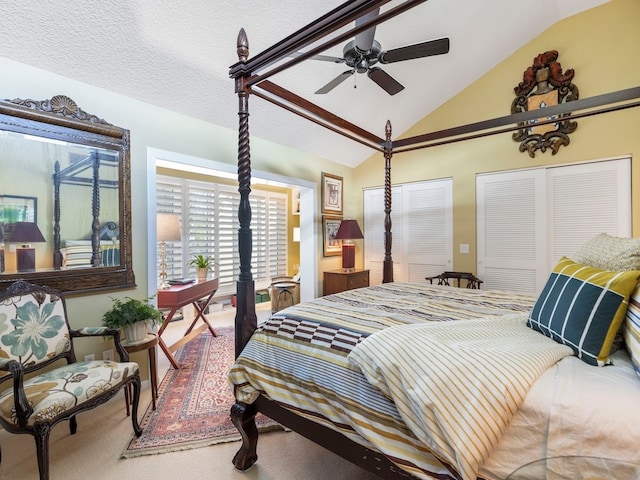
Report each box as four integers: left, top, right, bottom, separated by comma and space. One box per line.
323, 269, 369, 295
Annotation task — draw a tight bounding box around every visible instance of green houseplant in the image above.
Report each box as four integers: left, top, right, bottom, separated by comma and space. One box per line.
189, 254, 216, 280
102, 296, 164, 343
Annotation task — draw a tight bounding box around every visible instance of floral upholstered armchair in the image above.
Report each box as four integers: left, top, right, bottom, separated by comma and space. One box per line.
0, 280, 142, 480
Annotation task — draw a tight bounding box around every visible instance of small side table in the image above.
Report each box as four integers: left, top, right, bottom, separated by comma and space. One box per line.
271, 281, 299, 313
122, 333, 159, 412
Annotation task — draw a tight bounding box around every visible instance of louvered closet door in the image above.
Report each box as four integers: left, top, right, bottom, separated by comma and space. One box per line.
477, 170, 546, 294
364, 186, 402, 285
547, 158, 631, 272
477, 157, 631, 295
403, 180, 453, 281
364, 179, 452, 284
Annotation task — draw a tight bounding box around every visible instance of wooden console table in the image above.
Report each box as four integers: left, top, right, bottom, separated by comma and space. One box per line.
157, 278, 219, 368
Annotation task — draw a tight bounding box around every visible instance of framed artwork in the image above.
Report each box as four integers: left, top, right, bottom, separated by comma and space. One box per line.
321, 172, 343, 215
0, 195, 37, 224
323, 215, 343, 257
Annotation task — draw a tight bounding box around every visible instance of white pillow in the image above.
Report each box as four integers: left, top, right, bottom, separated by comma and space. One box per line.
572, 233, 640, 271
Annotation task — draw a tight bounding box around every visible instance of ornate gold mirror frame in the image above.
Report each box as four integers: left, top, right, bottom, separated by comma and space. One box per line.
512, 50, 579, 157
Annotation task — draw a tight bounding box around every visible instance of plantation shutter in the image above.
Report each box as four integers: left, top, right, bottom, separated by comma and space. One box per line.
156, 176, 288, 295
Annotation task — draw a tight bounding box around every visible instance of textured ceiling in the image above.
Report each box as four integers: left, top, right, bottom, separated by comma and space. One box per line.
0, 0, 609, 167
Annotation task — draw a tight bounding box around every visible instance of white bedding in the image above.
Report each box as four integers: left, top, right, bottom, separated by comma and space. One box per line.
480, 348, 640, 479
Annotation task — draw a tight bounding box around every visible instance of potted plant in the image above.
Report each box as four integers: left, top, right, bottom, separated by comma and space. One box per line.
189, 254, 216, 281
102, 296, 164, 343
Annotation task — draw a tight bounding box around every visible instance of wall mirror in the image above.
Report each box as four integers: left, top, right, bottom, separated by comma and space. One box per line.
0, 95, 135, 294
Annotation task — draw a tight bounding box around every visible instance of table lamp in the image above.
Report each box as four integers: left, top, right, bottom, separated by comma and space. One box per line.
0, 227, 4, 273
334, 219, 363, 272
157, 213, 181, 289
5, 222, 46, 272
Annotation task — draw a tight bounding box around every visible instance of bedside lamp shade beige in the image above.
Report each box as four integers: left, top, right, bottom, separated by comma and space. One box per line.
157, 213, 181, 289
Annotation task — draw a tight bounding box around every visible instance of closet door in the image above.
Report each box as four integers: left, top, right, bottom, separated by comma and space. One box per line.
477, 157, 631, 295
477, 169, 547, 294
403, 180, 453, 282
364, 179, 452, 285
547, 158, 631, 271
364, 186, 402, 285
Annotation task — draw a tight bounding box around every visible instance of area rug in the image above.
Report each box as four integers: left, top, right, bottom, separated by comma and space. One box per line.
122, 326, 282, 457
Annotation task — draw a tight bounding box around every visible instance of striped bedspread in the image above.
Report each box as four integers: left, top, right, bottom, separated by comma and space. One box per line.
229, 282, 538, 479
348, 314, 573, 480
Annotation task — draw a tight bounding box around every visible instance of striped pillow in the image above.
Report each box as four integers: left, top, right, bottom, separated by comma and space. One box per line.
624, 286, 640, 377
527, 257, 640, 366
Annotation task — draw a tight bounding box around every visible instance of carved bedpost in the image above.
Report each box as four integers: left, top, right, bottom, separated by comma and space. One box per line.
231, 28, 260, 473
234, 27, 258, 359
90, 150, 101, 267
53, 161, 62, 269
382, 120, 394, 283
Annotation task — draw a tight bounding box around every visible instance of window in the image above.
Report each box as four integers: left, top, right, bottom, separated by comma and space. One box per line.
157, 175, 289, 296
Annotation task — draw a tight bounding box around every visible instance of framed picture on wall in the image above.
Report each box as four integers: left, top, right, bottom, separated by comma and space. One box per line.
0, 195, 37, 223
323, 215, 342, 257
321, 172, 343, 215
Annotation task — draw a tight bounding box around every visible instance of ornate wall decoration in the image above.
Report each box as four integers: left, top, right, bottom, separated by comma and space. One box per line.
511, 50, 579, 157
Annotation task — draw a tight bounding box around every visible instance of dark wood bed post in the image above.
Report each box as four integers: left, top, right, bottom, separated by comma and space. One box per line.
234, 27, 258, 360
231, 27, 260, 472
382, 120, 394, 283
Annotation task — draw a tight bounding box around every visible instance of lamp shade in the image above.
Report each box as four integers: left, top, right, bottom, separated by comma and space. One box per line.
5, 222, 45, 243
334, 220, 363, 240
157, 213, 181, 241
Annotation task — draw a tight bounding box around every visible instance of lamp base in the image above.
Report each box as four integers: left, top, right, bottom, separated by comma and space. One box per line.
341, 243, 356, 271
16, 246, 36, 272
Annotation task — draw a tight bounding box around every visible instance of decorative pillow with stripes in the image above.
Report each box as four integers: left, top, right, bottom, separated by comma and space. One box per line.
527, 257, 640, 366
624, 286, 640, 377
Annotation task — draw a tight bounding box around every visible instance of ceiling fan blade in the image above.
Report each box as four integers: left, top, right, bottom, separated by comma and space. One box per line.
367, 67, 404, 96
289, 51, 344, 63
379, 37, 450, 64
354, 8, 379, 52
315, 70, 354, 94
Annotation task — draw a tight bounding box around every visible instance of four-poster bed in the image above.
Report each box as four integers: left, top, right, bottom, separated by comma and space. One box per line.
228, 1, 640, 479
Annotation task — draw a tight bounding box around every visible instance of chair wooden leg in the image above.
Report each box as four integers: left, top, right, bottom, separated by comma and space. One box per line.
130, 373, 143, 436
69, 415, 77, 434
33, 423, 52, 480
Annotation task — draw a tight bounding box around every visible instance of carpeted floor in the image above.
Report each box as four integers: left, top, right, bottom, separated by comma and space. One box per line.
123, 326, 281, 457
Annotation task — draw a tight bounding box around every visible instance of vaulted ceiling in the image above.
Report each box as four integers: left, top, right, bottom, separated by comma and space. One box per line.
0, 0, 610, 167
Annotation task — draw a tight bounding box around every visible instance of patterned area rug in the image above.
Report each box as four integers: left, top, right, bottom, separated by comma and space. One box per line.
122, 326, 281, 457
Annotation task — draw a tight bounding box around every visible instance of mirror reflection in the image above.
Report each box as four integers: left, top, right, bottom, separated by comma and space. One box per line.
0, 94, 134, 295
0, 131, 120, 274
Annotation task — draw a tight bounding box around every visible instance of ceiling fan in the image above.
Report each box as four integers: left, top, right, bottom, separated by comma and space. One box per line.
310, 8, 450, 96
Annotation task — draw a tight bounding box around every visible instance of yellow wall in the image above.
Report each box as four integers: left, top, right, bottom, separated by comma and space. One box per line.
354, 0, 640, 274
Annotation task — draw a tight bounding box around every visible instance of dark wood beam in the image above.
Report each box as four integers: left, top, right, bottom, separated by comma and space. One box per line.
256, 80, 384, 146
393, 86, 640, 151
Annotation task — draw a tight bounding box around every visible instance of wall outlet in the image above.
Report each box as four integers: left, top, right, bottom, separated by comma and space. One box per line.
84, 353, 95, 362
102, 349, 114, 361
